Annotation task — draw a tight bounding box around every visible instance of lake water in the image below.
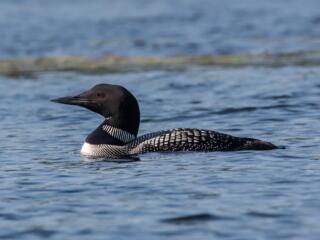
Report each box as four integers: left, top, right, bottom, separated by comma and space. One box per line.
1, 0, 320, 58
1, 1, 320, 240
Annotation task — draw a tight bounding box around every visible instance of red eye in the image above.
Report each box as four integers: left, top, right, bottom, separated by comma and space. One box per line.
96, 93, 105, 98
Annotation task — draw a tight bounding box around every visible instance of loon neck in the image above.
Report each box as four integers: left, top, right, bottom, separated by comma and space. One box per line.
104, 108, 140, 136
85, 118, 136, 145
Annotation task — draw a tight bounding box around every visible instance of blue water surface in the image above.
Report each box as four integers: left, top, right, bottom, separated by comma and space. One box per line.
0, 0, 320, 58
1, 66, 320, 239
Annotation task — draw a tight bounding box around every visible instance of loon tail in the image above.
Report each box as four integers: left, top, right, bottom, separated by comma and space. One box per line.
242, 138, 284, 150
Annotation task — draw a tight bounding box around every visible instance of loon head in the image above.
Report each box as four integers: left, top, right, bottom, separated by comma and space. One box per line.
51, 84, 140, 136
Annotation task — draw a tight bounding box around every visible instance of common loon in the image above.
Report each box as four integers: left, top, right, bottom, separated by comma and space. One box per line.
51, 84, 279, 158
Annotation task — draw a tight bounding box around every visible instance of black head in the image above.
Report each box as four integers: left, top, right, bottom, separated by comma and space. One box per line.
51, 84, 140, 136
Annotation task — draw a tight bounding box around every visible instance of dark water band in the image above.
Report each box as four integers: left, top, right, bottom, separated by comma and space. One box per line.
1, 50, 320, 77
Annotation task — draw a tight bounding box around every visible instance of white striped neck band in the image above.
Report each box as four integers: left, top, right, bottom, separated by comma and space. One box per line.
102, 124, 136, 143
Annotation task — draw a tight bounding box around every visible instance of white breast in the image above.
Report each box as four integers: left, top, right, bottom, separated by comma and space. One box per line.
80, 142, 127, 158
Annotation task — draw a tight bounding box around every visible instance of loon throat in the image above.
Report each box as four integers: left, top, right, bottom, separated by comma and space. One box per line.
51, 83, 281, 158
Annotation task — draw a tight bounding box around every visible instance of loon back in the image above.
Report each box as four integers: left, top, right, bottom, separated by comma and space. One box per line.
51, 83, 280, 158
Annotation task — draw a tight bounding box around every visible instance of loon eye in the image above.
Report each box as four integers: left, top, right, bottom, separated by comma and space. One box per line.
96, 93, 105, 98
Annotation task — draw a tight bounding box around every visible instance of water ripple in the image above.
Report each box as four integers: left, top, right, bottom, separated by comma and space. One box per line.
162, 213, 229, 224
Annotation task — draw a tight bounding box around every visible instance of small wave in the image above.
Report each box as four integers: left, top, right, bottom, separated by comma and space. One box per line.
162, 213, 229, 224
246, 210, 287, 219
0, 228, 57, 239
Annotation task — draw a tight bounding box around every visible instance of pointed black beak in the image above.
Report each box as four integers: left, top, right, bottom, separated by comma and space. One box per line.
51, 95, 90, 106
